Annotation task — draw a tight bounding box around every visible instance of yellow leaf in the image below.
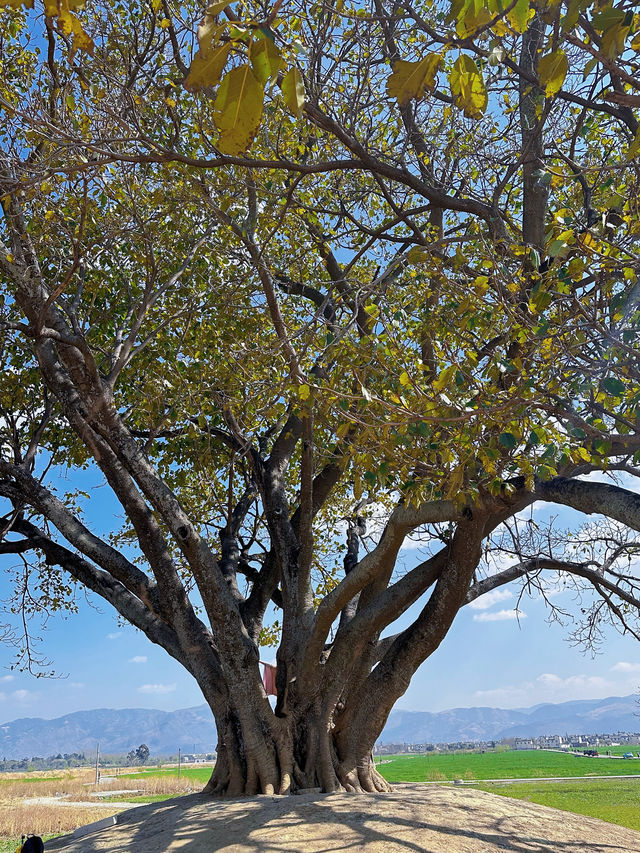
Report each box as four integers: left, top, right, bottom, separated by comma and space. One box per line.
399, 371, 411, 387
506, 0, 531, 33
206, 0, 229, 15
249, 34, 282, 86
184, 42, 232, 92
628, 126, 640, 160
433, 363, 457, 394
281, 67, 305, 117
455, 2, 491, 37
407, 246, 429, 264
57, 9, 94, 55
196, 18, 226, 54
537, 50, 568, 98
214, 64, 264, 154
601, 23, 629, 59
386, 54, 441, 106
0, 0, 33, 7
445, 463, 465, 499
449, 55, 487, 119
298, 384, 310, 400
43, 0, 58, 14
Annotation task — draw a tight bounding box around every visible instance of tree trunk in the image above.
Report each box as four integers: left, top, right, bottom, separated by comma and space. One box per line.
201, 691, 392, 797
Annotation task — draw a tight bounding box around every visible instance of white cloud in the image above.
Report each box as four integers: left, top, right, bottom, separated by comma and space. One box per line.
106, 632, 121, 640
69, 682, 84, 689
138, 683, 176, 695
611, 661, 640, 673
473, 609, 526, 622
0, 675, 14, 683
128, 656, 147, 664
468, 589, 513, 611
11, 689, 32, 702
473, 672, 614, 708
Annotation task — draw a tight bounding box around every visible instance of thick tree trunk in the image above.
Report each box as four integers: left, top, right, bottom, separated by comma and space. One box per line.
202, 696, 392, 797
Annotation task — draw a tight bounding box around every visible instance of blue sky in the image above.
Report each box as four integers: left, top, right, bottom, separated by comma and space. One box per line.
1, 472, 640, 724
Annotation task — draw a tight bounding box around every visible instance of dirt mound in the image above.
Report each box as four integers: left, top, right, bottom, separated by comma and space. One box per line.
45, 783, 640, 852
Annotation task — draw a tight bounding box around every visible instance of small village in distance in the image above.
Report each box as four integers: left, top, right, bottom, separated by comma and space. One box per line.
375, 731, 640, 755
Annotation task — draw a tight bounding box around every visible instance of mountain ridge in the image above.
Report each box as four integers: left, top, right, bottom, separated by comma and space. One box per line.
0, 694, 638, 758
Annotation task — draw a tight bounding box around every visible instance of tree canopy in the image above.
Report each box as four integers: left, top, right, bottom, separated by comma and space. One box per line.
1, 0, 640, 795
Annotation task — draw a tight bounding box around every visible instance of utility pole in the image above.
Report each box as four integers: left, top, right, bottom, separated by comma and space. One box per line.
95, 742, 100, 785
178, 747, 181, 779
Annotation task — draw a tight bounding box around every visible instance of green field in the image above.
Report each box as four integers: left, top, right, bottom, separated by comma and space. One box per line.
123, 766, 213, 783
478, 778, 640, 832
377, 749, 640, 782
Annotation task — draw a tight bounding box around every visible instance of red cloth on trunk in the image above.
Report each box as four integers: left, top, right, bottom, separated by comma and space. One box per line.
262, 662, 277, 696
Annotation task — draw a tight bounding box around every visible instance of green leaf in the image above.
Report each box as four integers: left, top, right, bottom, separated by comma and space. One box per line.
433, 364, 457, 393
249, 32, 282, 85
538, 50, 568, 98
507, 0, 531, 33
602, 377, 625, 397
206, 0, 229, 14
449, 54, 487, 119
281, 67, 305, 117
407, 246, 429, 264
214, 64, 265, 154
386, 54, 441, 106
601, 23, 629, 59
498, 432, 518, 449
591, 7, 625, 31
626, 126, 640, 160
195, 16, 226, 54
184, 42, 232, 93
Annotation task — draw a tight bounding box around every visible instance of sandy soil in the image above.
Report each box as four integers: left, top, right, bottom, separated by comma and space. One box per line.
44, 783, 640, 852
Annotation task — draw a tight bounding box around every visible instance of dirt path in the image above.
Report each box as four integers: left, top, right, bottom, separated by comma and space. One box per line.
24, 797, 144, 810
44, 783, 640, 852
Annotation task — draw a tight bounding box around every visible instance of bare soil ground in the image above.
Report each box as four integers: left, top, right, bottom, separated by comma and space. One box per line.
45, 783, 640, 852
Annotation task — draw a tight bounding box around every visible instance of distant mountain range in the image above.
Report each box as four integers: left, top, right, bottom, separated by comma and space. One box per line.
380, 694, 640, 744
0, 695, 639, 759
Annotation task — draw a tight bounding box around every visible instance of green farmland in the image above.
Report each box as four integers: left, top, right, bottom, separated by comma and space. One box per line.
124, 748, 640, 787
124, 766, 213, 784
478, 778, 640, 832
377, 749, 640, 782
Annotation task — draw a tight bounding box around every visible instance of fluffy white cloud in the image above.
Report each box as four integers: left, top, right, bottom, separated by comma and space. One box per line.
473, 608, 526, 622
11, 689, 33, 702
138, 683, 176, 695
128, 656, 148, 664
106, 632, 121, 640
473, 673, 614, 708
468, 589, 513, 611
611, 661, 640, 673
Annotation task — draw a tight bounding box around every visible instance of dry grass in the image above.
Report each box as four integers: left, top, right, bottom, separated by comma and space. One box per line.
0, 768, 192, 802
0, 766, 195, 847
0, 801, 110, 839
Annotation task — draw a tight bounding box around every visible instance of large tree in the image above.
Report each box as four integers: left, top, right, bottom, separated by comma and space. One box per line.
1, 0, 640, 795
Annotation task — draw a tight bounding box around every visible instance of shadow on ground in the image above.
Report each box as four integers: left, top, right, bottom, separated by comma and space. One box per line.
44, 784, 640, 853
